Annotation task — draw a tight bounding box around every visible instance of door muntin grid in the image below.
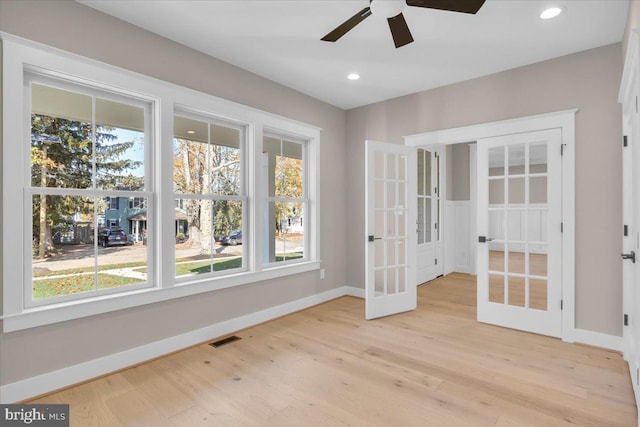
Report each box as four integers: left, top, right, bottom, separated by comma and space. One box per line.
487, 142, 549, 311
374, 151, 408, 297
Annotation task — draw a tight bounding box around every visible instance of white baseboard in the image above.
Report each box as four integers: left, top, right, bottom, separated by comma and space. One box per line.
344, 286, 365, 298
0, 286, 353, 403
571, 328, 623, 352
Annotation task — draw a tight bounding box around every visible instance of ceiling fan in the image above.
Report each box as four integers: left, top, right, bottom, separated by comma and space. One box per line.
321, 0, 486, 48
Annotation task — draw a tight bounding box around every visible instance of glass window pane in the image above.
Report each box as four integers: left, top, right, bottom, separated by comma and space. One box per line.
507, 250, 525, 274
425, 151, 432, 195
387, 268, 397, 294
31, 84, 93, 189
270, 201, 304, 263
488, 210, 504, 241
95, 98, 145, 191
398, 154, 406, 181
489, 245, 505, 273
529, 252, 548, 277
425, 198, 432, 243
417, 197, 425, 244
32, 195, 96, 299
175, 199, 243, 277
97, 196, 148, 289
174, 116, 242, 196
386, 153, 396, 180
276, 140, 303, 198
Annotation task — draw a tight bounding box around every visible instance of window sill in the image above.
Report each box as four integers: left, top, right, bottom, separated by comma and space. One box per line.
1, 261, 321, 332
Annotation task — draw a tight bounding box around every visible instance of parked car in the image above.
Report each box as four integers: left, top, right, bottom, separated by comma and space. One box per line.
98, 227, 128, 247
221, 230, 242, 246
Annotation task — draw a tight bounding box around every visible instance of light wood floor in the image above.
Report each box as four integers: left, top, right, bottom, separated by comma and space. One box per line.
30, 273, 637, 426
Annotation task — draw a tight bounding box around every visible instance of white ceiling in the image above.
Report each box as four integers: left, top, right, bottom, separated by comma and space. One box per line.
80, 0, 629, 110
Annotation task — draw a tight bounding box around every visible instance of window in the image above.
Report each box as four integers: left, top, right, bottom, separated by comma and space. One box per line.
3, 38, 320, 331
263, 134, 307, 264
26, 75, 152, 307
173, 112, 245, 278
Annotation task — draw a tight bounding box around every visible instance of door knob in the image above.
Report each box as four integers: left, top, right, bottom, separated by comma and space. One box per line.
368, 235, 382, 242
478, 236, 495, 243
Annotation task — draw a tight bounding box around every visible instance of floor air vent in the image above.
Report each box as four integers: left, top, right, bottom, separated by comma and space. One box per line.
209, 335, 241, 348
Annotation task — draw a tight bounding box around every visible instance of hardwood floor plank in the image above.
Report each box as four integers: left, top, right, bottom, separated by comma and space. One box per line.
27, 274, 637, 426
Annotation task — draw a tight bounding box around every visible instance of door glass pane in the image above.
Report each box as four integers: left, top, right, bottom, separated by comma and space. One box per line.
508, 144, 526, 175
506, 210, 523, 242
530, 176, 547, 204
508, 177, 525, 204
425, 151, 432, 194
489, 179, 504, 205
397, 209, 406, 237
508, 276, 525, 307
489, 274, 505, 303
387, 240, 396, 266
387, 268, 397, 294
417, 149, 424, 195
375, 180, 385, 209
376, 210, 385, 240
374, 151, 385, 180
488, 210, 504, 241
387, 182, 396, 209
386, 153, 396, 180
375, 269, 385, 295
386, 212, 396, 238
529, 252, 548, 277
489, 147, 504, 176
417, 197, 424, 244
375, 239, 384, 269
437, 199, 441, 241
508, 250, 525, 274
489, 245, 505, 273
425, 198, 432, 243
398, 154, 406, 181
530, 143, 547, 173
530, 278, 548, 310
398, 239, 406, 264
398, 267, 406, 293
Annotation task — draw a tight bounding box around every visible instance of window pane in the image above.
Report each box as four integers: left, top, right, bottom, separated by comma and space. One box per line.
97, 197, 147, 289
270, 201, 304, 263
95, 98, 145, 191
174, 116, 242, 196
277, 140, 303, 198
31, 84, 93, 189
32, 195, 96, 299
175, 199, 243, 277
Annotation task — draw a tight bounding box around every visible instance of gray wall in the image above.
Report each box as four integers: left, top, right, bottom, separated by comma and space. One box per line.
346, 43, 624, 337
446, 144, 470, 201
0, 0, 347, 385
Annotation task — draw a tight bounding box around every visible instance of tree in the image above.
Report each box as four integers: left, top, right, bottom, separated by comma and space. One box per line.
274, 155, 303, 235
31, 114, 143, 257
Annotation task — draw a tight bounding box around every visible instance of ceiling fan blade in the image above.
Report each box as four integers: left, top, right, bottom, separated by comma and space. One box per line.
387, 13, 414, 48
321, 7, 372, 42
405, 0, 486, 14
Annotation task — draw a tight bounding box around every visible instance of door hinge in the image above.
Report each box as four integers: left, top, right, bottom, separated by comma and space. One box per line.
561, 222, 563, 233
636, 96, 638, 113
624, 135, 629, 147
435, 258, 438, 265
435, 222, 438, 230
625, 225, 629, 237
561, 144, 566, 155
624, 313, 629, 326
561, 300, 563, 310
636, 367, 639, 385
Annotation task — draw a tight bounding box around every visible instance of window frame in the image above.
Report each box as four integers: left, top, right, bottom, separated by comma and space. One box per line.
2, 35, 321, 332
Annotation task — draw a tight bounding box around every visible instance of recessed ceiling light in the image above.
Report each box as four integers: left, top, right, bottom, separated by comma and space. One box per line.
347, 73, 360, 81
187, 130, 195, 134
540, 7, 563, 20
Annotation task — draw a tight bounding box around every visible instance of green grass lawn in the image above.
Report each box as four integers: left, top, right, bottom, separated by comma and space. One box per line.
33, 274, 143, 299
33, 260, 148, 277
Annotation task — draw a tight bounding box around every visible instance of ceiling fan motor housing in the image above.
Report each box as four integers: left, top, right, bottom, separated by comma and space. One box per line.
370, 0, 406, 18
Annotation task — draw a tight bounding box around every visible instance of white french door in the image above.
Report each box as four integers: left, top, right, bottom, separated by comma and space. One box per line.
365, 140, 417, 320
417, 147, 444, 284
477, 129, 563, 337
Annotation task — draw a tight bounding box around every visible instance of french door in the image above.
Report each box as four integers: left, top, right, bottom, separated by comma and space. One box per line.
477, 129, 563, 337
417, 147, 443, 284
365, 140, 417, 320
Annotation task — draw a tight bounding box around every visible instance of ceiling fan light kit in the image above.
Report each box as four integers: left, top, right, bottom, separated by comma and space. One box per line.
322, 0, 486, 48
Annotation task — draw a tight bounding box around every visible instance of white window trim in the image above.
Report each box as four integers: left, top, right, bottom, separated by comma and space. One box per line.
1, 33, 321, 332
